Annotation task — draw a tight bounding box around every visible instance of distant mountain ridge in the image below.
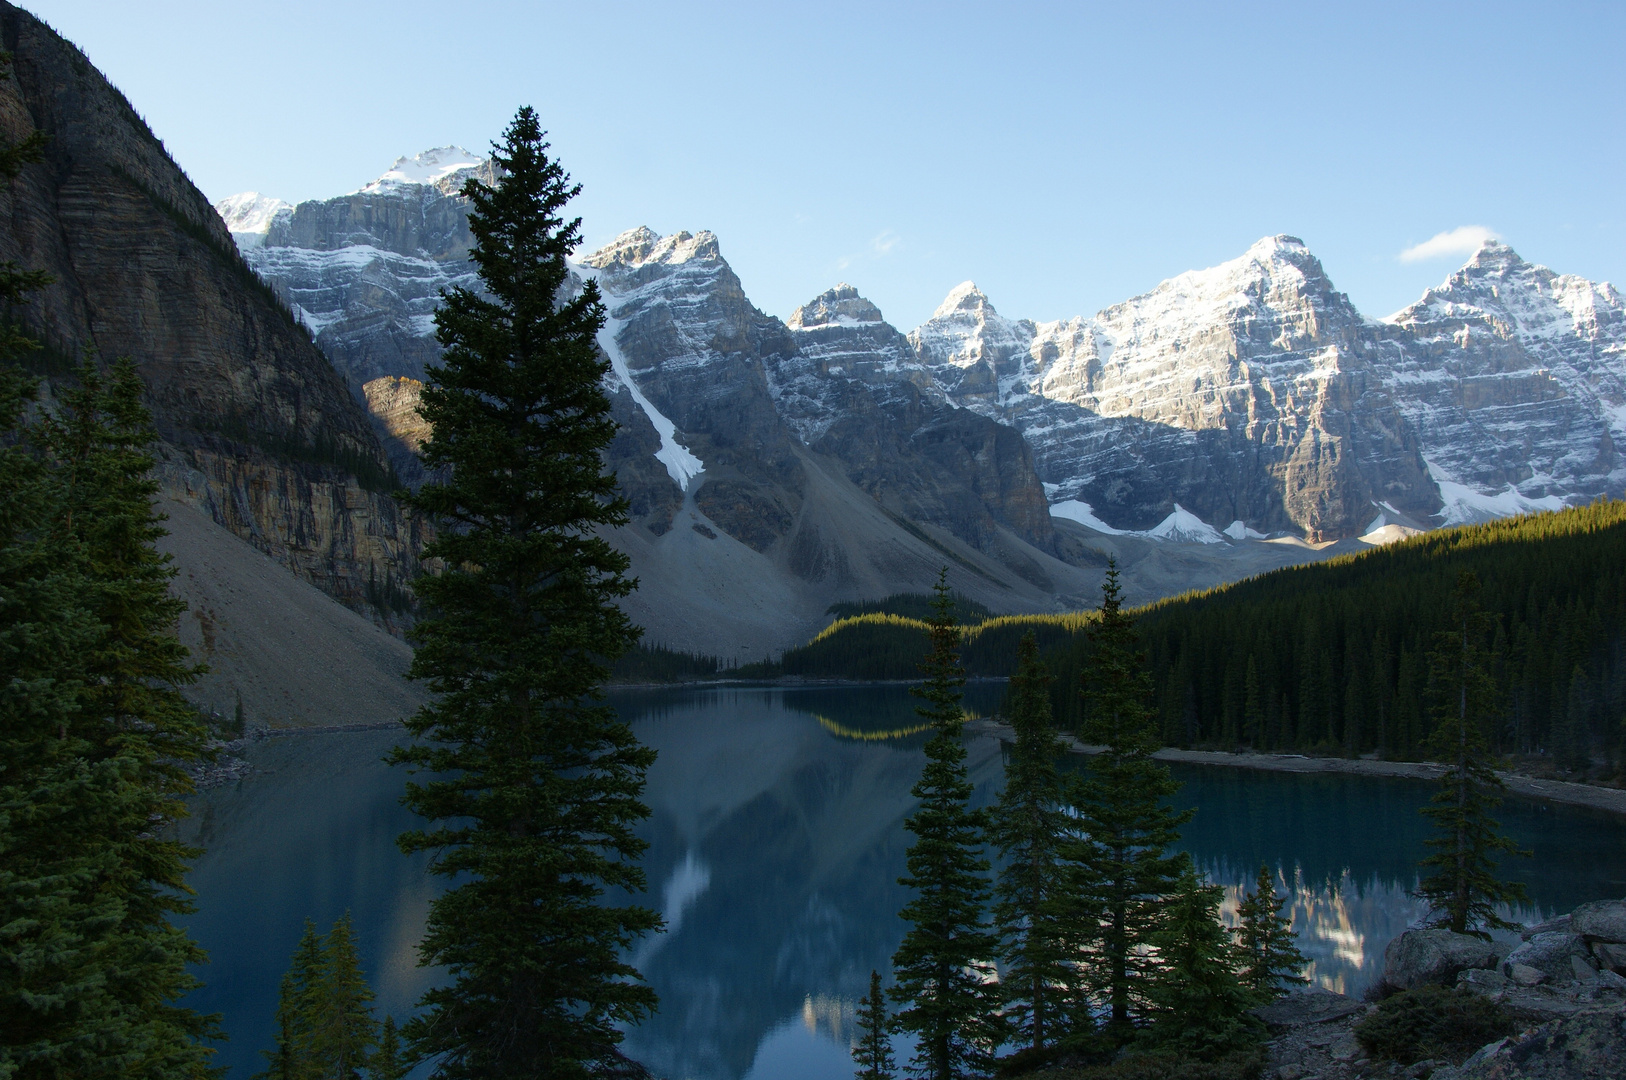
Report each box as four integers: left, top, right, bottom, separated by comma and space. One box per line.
223, 155, 1625, 548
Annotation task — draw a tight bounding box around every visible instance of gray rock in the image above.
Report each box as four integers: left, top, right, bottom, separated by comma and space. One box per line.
1508, 963, 1547, 986
1330, 1034, 1362, 1061
1458, 967, 1510, 994
1382, 929, 1500, 991
1521, 913, 1573, 940
1253, 987, 1363, 1030
1447, 1006, 1626, 1078
1570, 954, 1600, 984
1277, 1066, 1306, 1080
1593, 941, 1626, 972
1570, 899, 1626, 944
1597, 968, 1626, 991
1504, 932, 1593, 980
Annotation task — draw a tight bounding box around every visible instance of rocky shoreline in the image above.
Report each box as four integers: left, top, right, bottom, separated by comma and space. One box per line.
963, 719, 1626, 817
1258, 900, 1626, 1080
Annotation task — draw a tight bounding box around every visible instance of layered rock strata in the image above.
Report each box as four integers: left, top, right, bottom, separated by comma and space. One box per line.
0, 3, 421, 623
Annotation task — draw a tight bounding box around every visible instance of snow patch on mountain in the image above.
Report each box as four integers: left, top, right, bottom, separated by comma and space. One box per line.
214, 192, 291, 248
1428, 461, 1567, 527
599, 313, 704, 491
1223, 520, 1267, 540
1146, 505, 1226, 544
359, 146, 486, 194
1049, 500, 1130, 534
1051, 499, 1228, 544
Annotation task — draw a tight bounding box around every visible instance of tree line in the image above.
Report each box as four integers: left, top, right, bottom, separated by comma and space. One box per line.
749, 501, 1626, 777
858, 564, 1529, 1079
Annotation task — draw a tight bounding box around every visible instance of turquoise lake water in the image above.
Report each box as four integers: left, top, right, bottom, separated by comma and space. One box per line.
179, 684, 1626, 1079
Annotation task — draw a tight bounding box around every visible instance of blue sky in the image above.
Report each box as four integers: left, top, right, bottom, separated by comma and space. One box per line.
25, 0, 1625, 329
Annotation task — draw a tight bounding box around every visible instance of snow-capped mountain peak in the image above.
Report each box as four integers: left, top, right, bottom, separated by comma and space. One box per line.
579, 227, 721, 271
214, 191, 292, 247
359, 146, 487, 194
932, 281, 991, 319
786, 283, 885, 329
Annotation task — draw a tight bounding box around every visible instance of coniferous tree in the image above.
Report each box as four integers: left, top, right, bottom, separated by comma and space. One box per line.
1069, 560, 1191, 1043
1234, 865, 1308, 1000
387, 107, 658, 1078
1416, 573, 1529, 936
890, 570, 1002, 1080
1141, 861, 1262, 1056
852, 970, 896, 1080
42, 357, 220, 1077
370, 1017, 408, 1080
259, 920, 326, 1080
310, 914, 377, 1080
988, 632, 1079, 1055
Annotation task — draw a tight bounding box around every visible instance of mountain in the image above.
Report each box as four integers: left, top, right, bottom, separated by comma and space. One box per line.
214, 142, 1626, 655
0, 3, 422, 620
909, 238, 1439, 540
1382, 240, 1626, 524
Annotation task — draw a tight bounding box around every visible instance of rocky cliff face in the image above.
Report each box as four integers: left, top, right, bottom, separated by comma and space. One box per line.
911, 238, 1440, 539
237, 148, 495, 387
1382, 241, 1626, 522
0, 3, 421, 623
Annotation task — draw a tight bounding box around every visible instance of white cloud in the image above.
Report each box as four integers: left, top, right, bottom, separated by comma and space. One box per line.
869, 229, 900, 257
1398, 225, 1500, 263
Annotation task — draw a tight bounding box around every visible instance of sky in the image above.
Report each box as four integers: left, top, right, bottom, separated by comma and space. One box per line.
22, 0, 1626, 329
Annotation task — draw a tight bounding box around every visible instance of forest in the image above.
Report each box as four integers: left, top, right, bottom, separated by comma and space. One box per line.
746, 502, 1626, 770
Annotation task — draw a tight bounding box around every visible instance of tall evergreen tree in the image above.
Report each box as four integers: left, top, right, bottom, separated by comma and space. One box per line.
370, 1017, 408, 1080
310, 914, 377, 1080
1415, 573, 1529, 936
1141, 860, 1262, 1056
988, 632, 1079, 1055
852, 970, 896, 1080
258, 920, 326, 1080
890, 570, 1002, 1080
1234, 865, 1308, 1000
387, 107, 658, 1078
1069, 560, 1191, 1043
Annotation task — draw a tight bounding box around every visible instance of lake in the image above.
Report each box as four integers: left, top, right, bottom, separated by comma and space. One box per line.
179, 684, 1626, 1079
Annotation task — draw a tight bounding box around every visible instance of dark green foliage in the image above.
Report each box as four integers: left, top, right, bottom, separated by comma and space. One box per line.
1139, 861, 1262, 1057
890, 570, 1003, 1079
827, 591, 993, 624
1353, 986, 1514, 1066
610, 642, 725, 683
852, 970, 896, 1080
1234, 866, 1307, 999
735, 504, 1626, 767
1069, 561, 1192, 1043
1049, 502, 1626, 763
1011, 1048, 1265, 1080
387, 108, 658, 1078
1415, 574, 1530, 936
258, 921, 325, 1080
765, 612, 1091, 682
0, 352, 219, 1080
371, 1016, 409, 1080
990, 633, 1081, 1054
257, 915, 379, 1080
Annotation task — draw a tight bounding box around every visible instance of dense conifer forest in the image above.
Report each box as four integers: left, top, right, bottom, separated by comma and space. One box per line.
749, 503, 1626, 770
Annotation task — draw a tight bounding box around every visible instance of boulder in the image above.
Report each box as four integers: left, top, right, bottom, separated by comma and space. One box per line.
1382, 929, 1500, 991
1503, 932, 1592, 981
1569, 954, 1599, 984
1437, 1007, 1626, 1079
1458, 968, 1510, 995
1507, 963, 1547, 987
1569, 899, 1626, 944
1520, 913, 1572, 940
1594, 942, 1626, 973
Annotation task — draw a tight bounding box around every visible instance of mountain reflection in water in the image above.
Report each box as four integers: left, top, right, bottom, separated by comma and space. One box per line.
181, 684, 1626, 1080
